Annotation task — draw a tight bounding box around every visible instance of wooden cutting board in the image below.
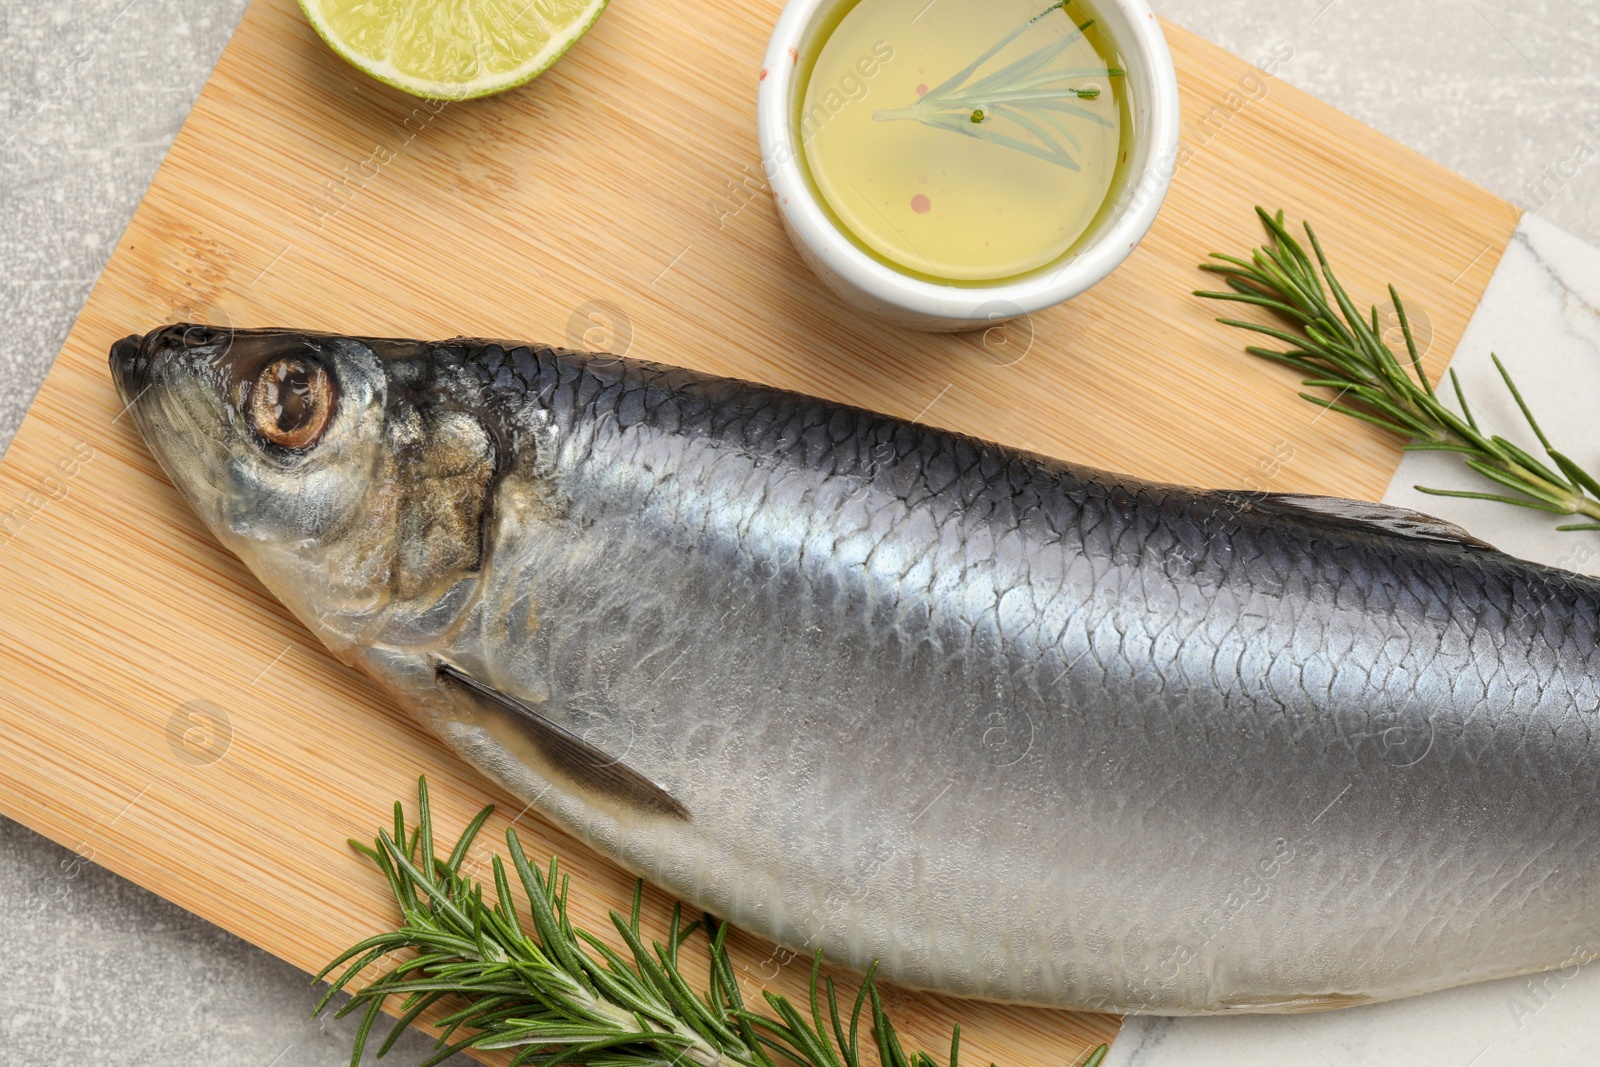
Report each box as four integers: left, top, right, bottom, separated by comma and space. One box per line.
0, 0, 1519, 1062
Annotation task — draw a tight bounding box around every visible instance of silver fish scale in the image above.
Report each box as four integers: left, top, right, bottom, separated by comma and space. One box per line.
411, 344, 1600, 1013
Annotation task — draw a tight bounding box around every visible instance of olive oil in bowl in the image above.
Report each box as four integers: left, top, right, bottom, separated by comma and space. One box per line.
799, 0, 1130, 283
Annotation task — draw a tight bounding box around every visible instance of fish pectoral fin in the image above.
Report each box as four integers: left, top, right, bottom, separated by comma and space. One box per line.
1243, 492, 1498, 551
435, 662, 690, 822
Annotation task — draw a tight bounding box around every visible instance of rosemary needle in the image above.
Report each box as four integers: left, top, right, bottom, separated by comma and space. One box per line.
1196, 207, 1600, 532
315, 777, 1112, 1067
872, 1, 1122, 170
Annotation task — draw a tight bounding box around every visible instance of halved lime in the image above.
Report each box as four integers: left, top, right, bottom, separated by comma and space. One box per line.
299, 0, 610, 100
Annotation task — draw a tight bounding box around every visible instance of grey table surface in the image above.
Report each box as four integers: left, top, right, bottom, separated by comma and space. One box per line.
2, 0, 1597, 1062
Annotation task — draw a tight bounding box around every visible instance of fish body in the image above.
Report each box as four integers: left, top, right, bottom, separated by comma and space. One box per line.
110, 325, 1600, 1015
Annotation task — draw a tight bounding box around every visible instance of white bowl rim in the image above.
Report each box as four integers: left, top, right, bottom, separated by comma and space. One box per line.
756, 0, 1181, 324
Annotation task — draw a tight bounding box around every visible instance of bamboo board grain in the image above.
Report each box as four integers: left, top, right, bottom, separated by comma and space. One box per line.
0, 0, 1519, 1061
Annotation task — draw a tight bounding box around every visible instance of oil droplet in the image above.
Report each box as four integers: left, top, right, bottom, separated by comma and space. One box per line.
916, 82, 928, 95
911, 194, 931, 214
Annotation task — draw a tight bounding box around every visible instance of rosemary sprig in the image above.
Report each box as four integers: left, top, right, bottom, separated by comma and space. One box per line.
1196, 207, 1600, 532
872, 1, 1122, 171
315, 778, 1109, 1067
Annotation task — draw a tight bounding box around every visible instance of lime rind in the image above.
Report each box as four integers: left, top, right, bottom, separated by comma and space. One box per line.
298, 0, 610, 101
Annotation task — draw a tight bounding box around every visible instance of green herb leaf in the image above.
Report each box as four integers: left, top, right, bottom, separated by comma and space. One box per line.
871, 2, 1121, 169
1200, 208, 1600, 532
315, 779, 1111, 1067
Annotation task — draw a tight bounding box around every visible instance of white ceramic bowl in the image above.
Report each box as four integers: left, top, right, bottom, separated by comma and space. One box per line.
757, 0, 1181, 332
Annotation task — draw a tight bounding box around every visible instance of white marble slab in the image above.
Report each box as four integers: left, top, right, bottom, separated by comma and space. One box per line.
1105, 212, 1600, 1066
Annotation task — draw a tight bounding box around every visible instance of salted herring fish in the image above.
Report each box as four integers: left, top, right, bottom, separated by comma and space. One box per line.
109, 324, 1600, 1015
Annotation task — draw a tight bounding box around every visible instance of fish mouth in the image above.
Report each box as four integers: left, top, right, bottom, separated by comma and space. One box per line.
108, 331, 149, 403
109, 324, 234, 402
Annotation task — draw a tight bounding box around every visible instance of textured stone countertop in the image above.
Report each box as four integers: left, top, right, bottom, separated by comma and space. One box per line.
2, 0, 1597, 1062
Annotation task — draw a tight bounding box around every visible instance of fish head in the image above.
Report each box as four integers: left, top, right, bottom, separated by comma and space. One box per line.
110, 325, 499, 659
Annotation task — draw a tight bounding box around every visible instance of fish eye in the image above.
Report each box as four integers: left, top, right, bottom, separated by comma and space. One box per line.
248, 356, 336, 450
